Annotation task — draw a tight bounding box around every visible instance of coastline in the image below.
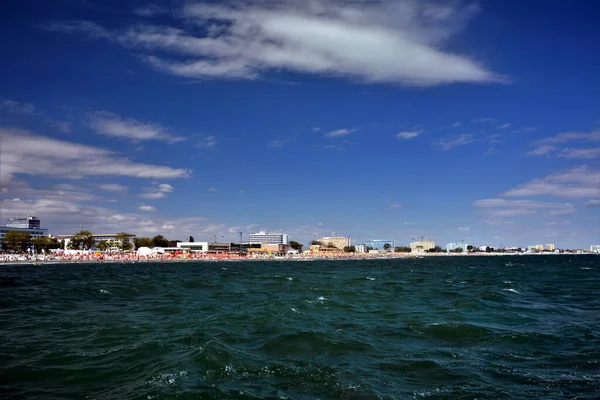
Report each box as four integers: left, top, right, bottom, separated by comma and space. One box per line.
1, 251, 595, 266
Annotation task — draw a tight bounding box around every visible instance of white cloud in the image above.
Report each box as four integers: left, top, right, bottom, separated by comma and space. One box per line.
471, 118, 495, 124
134, 4, 169, 17
4, 198, 20, 202
138, 205, 157, 212
98, 184, 128, 192
528, 130, 600, 157
0, 100, 36, 114
457, 226, 470, 231
396, 130, 422, 139
196, 135, 217, 149
557, 147, 600, 159
88, 111, 185, 143
452, 121, 461, 127
501, 166, 600, 199
49, 120, 72, 133
497, 123, 511, 129
326, 128, 354, 137
437, 134, 475, 150
387, 202, 402, 208
527, 144, 557, 156
268, 138, 292, 148
0, 128, 191, 184
208, 188, 217, 192
46, 0, 505, 86
585, 199, 600, 207
474, 198, 576, 218
312, 127, 321, 132
140, 183, 174, 199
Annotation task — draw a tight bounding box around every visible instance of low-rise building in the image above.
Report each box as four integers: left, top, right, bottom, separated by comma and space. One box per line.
57, 233, 136, 250
318, 236, 351, 249
365, 239, 394, 251
446, 242, 468, 252
410, 240, 435, 252
355, 244, 367, 253
591, 245, 600, 253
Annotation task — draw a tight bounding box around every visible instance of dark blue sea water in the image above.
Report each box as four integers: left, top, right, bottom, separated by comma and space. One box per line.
1, 255, 599, 399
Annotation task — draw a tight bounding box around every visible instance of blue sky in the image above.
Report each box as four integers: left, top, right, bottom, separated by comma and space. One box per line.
1, 0, 599, 248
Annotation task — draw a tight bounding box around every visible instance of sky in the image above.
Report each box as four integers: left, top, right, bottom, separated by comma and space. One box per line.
1, 0, 599, 249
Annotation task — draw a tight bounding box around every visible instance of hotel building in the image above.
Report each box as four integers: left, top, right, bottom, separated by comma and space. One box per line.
410, 240, 435, 252
365, 239, 395, 250
0, 216, 48, 245
248, 232, 289, 245
318, 236, 351, 250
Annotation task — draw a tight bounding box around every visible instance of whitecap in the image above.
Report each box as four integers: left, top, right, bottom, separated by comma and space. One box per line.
287, 277, 293, 281
291, 308, 299, 313
366, 277, 376, 281
504, 288, 520, 294
581, 267, 591, 270
99, 289, 109, 294
317, 296, 327, 301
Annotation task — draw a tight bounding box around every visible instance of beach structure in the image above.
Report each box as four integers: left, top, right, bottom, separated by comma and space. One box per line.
177, 241, 261, 254
317, 236, 351, 249
446, 242, 469, 252
0, 216, 49, 245
57, 233, 136, 250
410, 240, 435, 252
355, 244, 367, 253
248, 232, 289, 245
590, 245, 600, 253
365, 239, 394, 250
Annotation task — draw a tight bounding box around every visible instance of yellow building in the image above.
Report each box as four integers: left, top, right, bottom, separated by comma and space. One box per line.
535, 245, 544, 251
410, 240, 435, 252
545, 244, 555, 251
317, 237, 351, 249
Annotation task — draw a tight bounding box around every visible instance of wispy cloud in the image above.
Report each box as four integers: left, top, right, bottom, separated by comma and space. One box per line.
326, 128, 354, 137
471, 118, 496, 124
88, 111, 185, 143
140, 183, 175, 199
501, 166, 600, 199
268, 138, 293, 148
0, 100, 36, 114
528, 130, 600, 158
527, 144, 557, 156
387, 202, 402, 209
138, 205, 157, 212
497, 123, 511, 129
134, 4, 169, 17
45, 0, 505, 86
98, 184, 128, 192
195, 135, 217, 149
557, 147, 600, 159
208, 188, 217, 192
0, 128, 191, 185
437, 134, 475, 150
452, 121, 461, 127
585, 199, 600, 207
474, 198, 576, 218
458, 226, 470, 231
396, 130, 422, 139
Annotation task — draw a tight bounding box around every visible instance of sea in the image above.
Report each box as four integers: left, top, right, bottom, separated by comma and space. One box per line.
1, 255, 599, 399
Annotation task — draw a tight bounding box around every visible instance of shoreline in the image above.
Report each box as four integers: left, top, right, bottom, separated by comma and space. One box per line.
1, 251, 596, 266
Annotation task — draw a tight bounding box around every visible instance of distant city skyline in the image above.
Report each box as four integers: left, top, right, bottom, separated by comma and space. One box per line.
1, 0, 599, 249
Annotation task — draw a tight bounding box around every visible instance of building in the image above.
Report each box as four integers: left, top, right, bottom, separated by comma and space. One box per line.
355, 244, 367, 253
446, 242, 469, 252
535, 245, 544, 251
177, 241, 262, 254
318, 236, 351, 249
6, 215, 41, 229
591, 245, 600, 253
0, 216, 48, 246
57, 233, 136, 250
410, 240, 435, 252
248, 232, 289, 245
365, 239, 395, 251
545, 244, 555, 251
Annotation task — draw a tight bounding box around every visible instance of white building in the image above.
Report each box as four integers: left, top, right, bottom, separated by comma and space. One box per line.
57, 233, 135, 250
177, 242, 209, 252
410, 240, 435, 252
248, 232, 289, 245
355, 244, 367, 253
591, 245, 600, 253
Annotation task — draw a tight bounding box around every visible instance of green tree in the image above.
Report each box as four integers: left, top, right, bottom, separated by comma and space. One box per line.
168, 240, 181, 247
366, 246, 374, 251
31, 236, 60, 252
189, 236, 194, 242
151, 235, 169, 247
326, 242, 337, 249
133, 237, 153, 248
485, 246, 493, 253
466, 245, 474, 252
394, 246, 412, 253
383, 243, 392, 251
69, 230, 93, 250
114, 232, 133, 251
310, 240, 323, 246
3, 230, 31, 252
289, 241, 303, 251
427, 246, 443, 253
96, 240, 110, 251
343, 245, 356, 253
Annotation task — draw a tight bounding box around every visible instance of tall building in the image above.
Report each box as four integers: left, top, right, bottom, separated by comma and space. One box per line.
318, 236, 351, 249
248, 232, 289, 245
0, 216, 48, 245
410, 240, 435, 252
591, 245, 600, 253
545, 244, 555, 251
366, 239, 395, 250
355, 244, 367, 253
6, 215, 40, 229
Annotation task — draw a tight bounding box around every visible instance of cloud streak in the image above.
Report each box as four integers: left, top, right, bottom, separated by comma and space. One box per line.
45, 0, 505, 86
88, 111, 185, 143
0, 128, 191, 184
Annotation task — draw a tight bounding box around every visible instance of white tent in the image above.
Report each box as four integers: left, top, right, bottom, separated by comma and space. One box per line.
136, 247, 165, 256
